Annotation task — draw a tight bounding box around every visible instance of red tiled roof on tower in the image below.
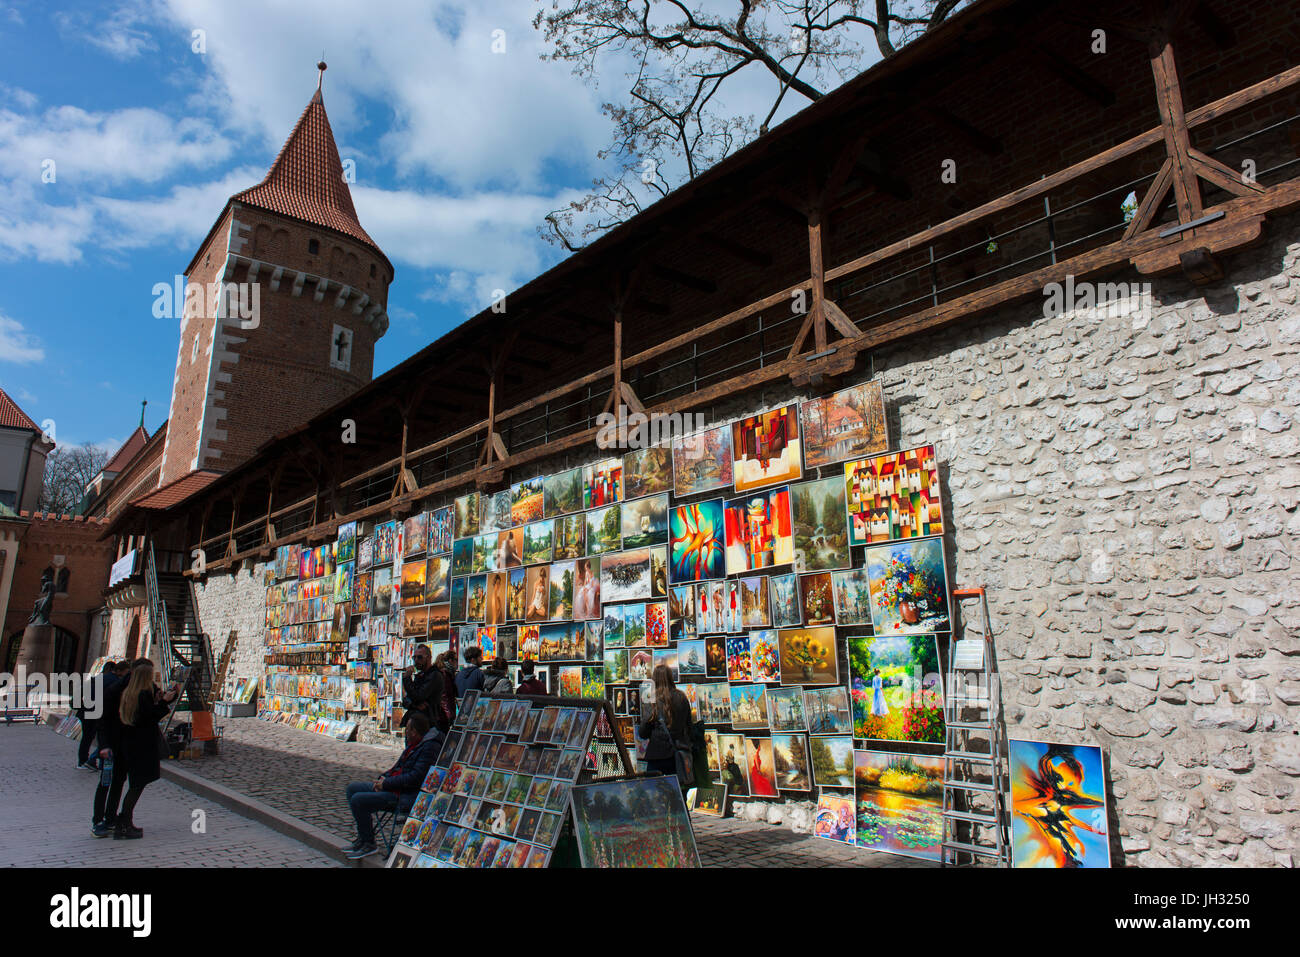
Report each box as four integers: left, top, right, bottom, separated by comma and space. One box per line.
0, 386, 40, 432
231, 63, 384, 262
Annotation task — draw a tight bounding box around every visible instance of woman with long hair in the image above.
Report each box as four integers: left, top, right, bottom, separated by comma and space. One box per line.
114, 659, 179, 839
637, 664, 693, 786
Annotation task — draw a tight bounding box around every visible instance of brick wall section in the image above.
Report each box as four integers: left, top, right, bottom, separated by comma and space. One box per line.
160, 202, 389, 487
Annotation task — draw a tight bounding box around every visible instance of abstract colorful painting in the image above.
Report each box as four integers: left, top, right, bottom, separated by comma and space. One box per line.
865, 538, 951, 635
510, 477, 545, 526
668, 499, 726, 584
732, 405, 802, 493
570, 777, 699, 867
601, 548, 653, 602
778, 627, 838, 685
723, 487, 794, 574
854, 750, 944, 862
803, 686, 853, 734
772, 733, 810, 791
586, 504, 622, 555
583, 458, 624, 508
725, 636, 751, 682
810, 736, 855, 788
621, 493, 669, 548
745, 737, 779, 797
768, 572, 801, 628
790, 476, 851, 572
814, 791, 856, 845
848, 634, 943, 743
429, 506, 454, 554
1009, 739, 1110, 868
728, 683, 769, 730
798, 572, 835, 626
624, 445, 674, 499
671, 423, 733, 497
844, 445, 944, 546
544, 467, 584, 517
800, 380, 888, 469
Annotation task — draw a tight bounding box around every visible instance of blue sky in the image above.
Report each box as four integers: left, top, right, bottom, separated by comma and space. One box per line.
0, 0, 884, 455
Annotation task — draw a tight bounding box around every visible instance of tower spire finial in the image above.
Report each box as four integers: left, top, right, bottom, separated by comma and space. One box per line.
317, 57, 327, 92
140, 398, 147, 430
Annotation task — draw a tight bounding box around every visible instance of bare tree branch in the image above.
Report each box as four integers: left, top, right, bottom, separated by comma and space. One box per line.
534, 0, 971, 249
36, 444, 110, 514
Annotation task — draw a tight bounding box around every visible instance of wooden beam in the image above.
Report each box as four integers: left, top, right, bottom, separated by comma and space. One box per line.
1150, 36, 1202, 223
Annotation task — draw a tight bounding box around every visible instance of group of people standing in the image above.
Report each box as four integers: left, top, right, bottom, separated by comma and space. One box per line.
80, 658, 182, 839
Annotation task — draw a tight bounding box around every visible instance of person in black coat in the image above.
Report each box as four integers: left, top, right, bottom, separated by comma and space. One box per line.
90, 660, 132, 836
638, 665, 692, 784
400, 644, 446, 731
113, 660, 180, 839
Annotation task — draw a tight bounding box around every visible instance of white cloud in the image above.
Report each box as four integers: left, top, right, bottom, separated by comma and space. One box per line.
54, 1, 159, 61
0, 312, 45, 363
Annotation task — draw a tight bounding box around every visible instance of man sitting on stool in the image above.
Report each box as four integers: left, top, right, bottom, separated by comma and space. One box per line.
344, 711, 442, 859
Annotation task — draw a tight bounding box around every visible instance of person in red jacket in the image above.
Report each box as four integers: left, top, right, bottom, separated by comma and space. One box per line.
516, 660, 546, 696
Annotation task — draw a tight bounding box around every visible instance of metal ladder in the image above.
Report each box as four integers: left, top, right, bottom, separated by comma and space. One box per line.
941, 586, 1010, 867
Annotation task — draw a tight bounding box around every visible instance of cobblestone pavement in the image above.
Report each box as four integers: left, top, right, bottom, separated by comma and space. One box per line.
0, 725, 340, 867
188, 718, 937, 867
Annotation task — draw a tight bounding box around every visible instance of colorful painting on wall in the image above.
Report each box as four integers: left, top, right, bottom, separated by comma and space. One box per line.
403, 513, 428, 558
601, 548, 653, 602
798, 572, 835, 626
645, 602, 669, 647
744, 737, 779, 797
772, 733, 810, 791
668, 499, 726, 583
510, 477, 545, 526
671, 424, 733, 497
337, 521, 357, 564
480, 490, 512, 534
725, 636, 751, 682
844, 445, 944, 545
429, 506, 454, 554
749, 630, 781, 683
573, 557, 601, 620
583, 458, 624, 508
451, 538, 474, 577
669, 585, 696, 638
621, 493, 669, 549
374, 521, 398, 566
586, 504, 622, 556
548, 560, 576, 620
399, 560, 427, 608
697, 681, 730, 724
544, 467, 584, 517
728, 683, 769, 730
552, 513, 585, 560
831, 567, 872, 626
521, 521, 554, 565
624, 445, 674, 499
690, 783, 727, 817
558, 666, 583, 697
704, 636, 727, 679
853, 750, 944, 862
570, 777, 699, 867
717, 734, 749, 796
677, 639, 706, 677
768, 572, 801, 628
453, 494, 481, 539
800, 380, 888, 469
1009, 739, 1110, 868
813, 791, 856, 845
484, 572, 508, 625
695, 580, 740, 634
803, 686, 853, 734
737, 576, 770, 627
865, 538, 951, 635
732, 405, 802, 493
848, 634, 943, 743
766, 686, 806, 732
425, 557, 450, 604
524, 566, 550, 622
723, 487, 794, 574
810, 735, 855, 788
778, 627, 838, 685
790, 477, 851, 572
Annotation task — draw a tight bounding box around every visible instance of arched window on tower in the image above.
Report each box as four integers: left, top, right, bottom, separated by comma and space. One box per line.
55, 567, 70, 595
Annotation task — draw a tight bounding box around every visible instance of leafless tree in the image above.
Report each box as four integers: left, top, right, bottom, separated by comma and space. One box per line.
37, 444, 110, 514
534, 0, 970, 250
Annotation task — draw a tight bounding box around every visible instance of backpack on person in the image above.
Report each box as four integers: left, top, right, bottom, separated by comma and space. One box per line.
482, 671, 513, 695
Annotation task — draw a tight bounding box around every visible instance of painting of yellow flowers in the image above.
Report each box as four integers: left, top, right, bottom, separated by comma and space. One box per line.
777, 626, 839, 685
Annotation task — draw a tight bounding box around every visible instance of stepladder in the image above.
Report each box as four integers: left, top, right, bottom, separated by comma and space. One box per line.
942, 586, 1011, 866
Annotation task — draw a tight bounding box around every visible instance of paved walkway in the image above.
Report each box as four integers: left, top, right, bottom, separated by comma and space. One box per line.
0, 724, 339, 868
185, 718, 935, 868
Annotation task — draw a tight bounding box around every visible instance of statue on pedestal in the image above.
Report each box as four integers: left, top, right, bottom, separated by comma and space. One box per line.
29, 569, 55, 626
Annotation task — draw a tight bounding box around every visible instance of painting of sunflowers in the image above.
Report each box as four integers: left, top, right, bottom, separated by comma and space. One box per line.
777, 626, 839, 685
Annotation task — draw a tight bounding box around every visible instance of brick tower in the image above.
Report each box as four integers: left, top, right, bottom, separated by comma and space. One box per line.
159, 63, 392, 486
